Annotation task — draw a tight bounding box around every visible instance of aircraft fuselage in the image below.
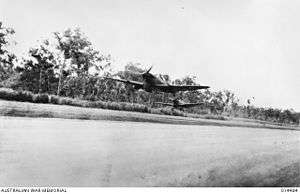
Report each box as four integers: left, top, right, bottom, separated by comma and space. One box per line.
142, 73, 168, 92
107, 67, 209, 94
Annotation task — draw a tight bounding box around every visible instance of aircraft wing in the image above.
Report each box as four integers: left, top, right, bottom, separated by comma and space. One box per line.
154, 102, 174, 107
105, 77, 143, 88
178, 102, 205, 108
155, 84, 210, 93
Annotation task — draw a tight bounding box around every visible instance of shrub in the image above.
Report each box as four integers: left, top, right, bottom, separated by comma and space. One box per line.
204, 115, 226, 120
119, 102, 131, 111
101, 101, 109, 109
132, 104, 141, 112
90, 101, 108, 109
34, 93, 50, 103
15, 90, 34, 102
129, 103, 149, 113
107, 101, 121, 110
172, 109, 185, 117
150, 108, 162, 115
0, 88, 18, 101
57, 97, 73, 106
139, 104, 148, 113
143, 106, 150, 113
68, 99, 86, 107
49, 95, 60, 104
89, 101, 105, 109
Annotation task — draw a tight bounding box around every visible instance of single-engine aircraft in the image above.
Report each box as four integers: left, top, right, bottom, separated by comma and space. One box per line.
155, 98, 205, 109
105, 66, 209, 94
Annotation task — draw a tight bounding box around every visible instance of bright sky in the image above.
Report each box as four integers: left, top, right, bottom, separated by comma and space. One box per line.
1, 0, 299, 111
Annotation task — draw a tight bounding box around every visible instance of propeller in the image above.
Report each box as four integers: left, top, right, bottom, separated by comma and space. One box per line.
127, 66, 153, 76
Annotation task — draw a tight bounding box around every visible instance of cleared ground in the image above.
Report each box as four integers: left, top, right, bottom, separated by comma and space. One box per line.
0, 116, 299, 186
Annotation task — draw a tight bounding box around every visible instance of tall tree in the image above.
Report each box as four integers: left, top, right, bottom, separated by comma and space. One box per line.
16, 40, 57, 93
0, 22, 16, 81
53, 28, 110, 97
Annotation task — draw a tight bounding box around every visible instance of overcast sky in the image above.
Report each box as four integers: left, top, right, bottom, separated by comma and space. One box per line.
1, 0, 299, 111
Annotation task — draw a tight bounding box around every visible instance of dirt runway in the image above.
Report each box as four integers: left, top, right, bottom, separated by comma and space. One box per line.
0, 116, 299, 186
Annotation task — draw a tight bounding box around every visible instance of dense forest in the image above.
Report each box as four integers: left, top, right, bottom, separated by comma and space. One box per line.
0, 22, 299, 125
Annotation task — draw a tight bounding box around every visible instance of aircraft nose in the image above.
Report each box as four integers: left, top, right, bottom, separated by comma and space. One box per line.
142, 73, 149, 79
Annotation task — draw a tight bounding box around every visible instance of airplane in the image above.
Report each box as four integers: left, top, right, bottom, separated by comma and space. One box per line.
105, 66, 210, 94
155, 97, 205, 109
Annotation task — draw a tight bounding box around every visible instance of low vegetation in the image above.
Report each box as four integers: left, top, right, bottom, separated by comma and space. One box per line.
0, 87, 188, 118
0, 22, 299, 125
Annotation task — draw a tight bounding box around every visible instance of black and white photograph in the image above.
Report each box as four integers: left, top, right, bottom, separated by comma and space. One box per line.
0, 0, 299, 191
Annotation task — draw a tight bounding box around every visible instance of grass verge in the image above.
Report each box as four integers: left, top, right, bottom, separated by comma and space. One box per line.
0, 100, 299, 130
0, 87, 192, 118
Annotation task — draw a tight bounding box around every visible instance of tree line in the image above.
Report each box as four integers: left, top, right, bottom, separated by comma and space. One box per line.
0, 22, 299, 125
